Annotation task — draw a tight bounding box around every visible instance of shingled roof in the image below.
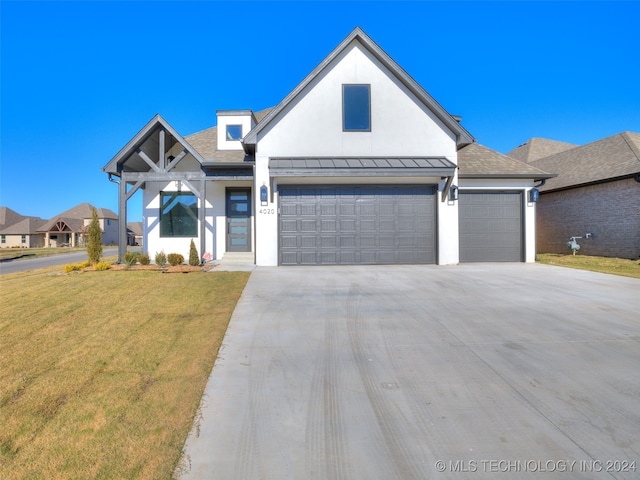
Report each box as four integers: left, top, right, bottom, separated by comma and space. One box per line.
185, 108, 273, 162
38, 203, 117, 233
528, 131, 640, 191
458, 143, 555, 179
507, 137, 577, 163
0, 216, 48, 235
0, 207, 25, 228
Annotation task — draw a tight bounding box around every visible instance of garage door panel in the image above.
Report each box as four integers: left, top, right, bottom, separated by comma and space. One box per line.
279, 185, 435, 265
459, 191, 523, 262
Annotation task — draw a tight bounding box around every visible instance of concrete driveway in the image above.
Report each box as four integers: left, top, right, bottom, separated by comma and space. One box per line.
178, 264, 640, 479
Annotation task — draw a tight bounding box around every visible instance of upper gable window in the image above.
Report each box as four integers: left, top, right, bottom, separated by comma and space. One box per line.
226, 125, 243, 141
343, 84, 371, 131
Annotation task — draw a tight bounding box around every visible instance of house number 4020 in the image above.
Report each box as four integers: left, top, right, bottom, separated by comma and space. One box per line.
259, 208, 275, 215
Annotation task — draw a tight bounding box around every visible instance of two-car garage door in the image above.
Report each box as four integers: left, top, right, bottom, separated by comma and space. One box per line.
279, 185, 436, 265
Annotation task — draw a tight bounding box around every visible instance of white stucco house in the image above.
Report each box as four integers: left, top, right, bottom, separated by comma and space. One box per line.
103, 27, 553, 266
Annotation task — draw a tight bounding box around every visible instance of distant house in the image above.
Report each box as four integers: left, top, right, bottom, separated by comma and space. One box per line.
0, 207, 47, 248
37, 203, 119, 247
508, 132, 640, 259
103, 27, 553, 265
127, 222, 143, 246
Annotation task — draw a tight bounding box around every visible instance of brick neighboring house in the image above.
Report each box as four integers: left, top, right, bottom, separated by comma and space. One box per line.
0, 207, 47, 248
508, 132, 640, 259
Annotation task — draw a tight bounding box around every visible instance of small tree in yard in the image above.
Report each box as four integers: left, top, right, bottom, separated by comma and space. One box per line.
87, 208, 103, 265
189, 239, 200, 266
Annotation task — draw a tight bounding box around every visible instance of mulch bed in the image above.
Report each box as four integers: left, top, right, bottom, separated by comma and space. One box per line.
92, 264, 213, 273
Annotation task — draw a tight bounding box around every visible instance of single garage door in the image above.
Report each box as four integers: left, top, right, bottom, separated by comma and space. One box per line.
279, 185, 436, 265
459, 191, 523, 262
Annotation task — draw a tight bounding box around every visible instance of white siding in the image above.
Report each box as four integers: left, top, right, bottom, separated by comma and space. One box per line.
253, 42, 459, 266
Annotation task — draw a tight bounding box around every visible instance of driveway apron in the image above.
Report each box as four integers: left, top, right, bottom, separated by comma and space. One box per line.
178, 264, 640, 479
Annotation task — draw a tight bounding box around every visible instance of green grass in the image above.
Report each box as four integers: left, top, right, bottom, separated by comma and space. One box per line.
537, 253, 640, 279
0, 267, 250, 479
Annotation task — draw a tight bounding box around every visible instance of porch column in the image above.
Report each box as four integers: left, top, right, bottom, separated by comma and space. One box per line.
118, 177, 127, 263
199, 179, 206, 263
45, 232, 50, 248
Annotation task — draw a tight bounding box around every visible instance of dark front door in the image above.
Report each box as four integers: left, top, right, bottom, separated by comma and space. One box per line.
226, 188, 251, 252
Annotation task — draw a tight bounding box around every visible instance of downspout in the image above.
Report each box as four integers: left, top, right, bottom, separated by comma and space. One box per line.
634, 173, 640, 183
534, 179, 546, 188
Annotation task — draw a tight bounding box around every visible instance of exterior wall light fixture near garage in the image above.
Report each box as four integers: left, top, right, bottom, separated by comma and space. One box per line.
529, 188, 539, 203
260, 184, 269, 206
449, 185, 459, 201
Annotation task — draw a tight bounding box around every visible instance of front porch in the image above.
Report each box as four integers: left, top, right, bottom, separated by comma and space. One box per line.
102, 115, 256, 264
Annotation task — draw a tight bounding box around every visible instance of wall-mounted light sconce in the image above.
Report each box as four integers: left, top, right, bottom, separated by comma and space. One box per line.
449, 185, 459, 201
529, 188, 539, 203
260, 184, 268, 206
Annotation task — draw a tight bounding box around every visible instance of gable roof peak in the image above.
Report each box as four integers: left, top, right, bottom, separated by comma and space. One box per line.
243, 27, 474, 149
103, 114, 205, 175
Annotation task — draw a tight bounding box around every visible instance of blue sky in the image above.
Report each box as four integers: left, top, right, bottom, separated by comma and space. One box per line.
2, 1, 639, 222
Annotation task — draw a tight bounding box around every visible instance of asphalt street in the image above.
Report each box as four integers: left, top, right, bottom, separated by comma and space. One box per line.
0, 248, 118, 275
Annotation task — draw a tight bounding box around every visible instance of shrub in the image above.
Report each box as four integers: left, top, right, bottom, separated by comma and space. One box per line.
155, 251, 167, 267
189, 239, 200, 266
167, 253, 184, 266
63, 263, 83, 273
94, 261, 111, 271
123, 252, 138, 267
139, 253, 151, 265
86, 208, 103, 265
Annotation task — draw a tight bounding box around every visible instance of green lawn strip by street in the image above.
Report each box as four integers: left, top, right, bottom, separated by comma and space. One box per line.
0, 268, 250, 480
537, 254, 640, 279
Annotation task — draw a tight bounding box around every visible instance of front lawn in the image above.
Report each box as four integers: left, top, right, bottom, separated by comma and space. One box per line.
537, 253, 640, 279
0, 267, 250, 479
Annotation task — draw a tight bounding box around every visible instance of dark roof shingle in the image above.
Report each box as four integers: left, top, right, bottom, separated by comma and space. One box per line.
507, 137, 577, 163
528, 132, 640, 191
458, 143, 555, 179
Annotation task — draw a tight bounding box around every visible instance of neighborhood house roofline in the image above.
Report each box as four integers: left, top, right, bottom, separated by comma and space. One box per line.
528, 131, 640, 192
242, 27, 474, 151
102, 114, 206, 175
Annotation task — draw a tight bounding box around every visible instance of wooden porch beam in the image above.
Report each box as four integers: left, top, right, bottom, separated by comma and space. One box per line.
136, 149, 161, 173
118, 176, 128, 263
122, 171, 205, 182
125, 180, 145, 201
159, 129, 165, 171
165, 149, 187, 172
199, 179, 206, 263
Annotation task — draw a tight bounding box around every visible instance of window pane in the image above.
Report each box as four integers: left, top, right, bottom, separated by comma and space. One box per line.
226, 125, 242, 140
343, 85, 370, 131
160, 192, 198, 237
